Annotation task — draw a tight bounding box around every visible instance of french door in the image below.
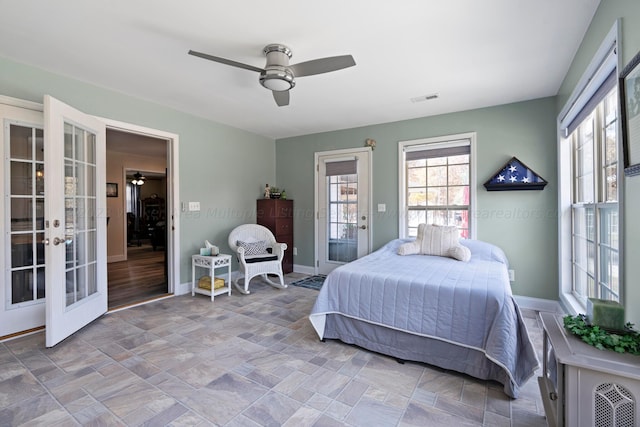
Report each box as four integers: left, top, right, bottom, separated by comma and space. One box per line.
1, 102, 46, 337
315, 148, 371, 274
44, 95, 107, 347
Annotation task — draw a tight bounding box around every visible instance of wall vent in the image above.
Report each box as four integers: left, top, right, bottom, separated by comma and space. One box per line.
594, 382, 635, 427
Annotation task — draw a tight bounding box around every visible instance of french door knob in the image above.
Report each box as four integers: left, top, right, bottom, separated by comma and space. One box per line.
53, 237, 65, 246
359, 225, 367, 230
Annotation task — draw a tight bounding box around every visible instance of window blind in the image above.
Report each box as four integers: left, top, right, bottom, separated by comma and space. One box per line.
560, 39, 617, 137
325, 159, 357, 176
405, 144, 470, 161
564, 70, 617, 137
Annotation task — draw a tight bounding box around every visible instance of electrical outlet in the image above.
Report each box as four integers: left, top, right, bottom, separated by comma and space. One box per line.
188, 201, 200, 211
508, 269, 515, 282
377, 203, 386, 212
293, 247, 297, 256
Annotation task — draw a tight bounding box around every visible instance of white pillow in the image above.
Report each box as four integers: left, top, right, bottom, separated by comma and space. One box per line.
398, 224, 469, 262
417, 224, 459, 257
397, 240, 420, 256
448, 244, 471, 262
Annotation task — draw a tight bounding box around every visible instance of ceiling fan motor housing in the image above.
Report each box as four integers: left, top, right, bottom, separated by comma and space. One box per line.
259, 44, 296, 91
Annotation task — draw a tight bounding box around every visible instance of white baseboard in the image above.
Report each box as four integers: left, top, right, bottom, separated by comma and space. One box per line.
513, 295, 564, 313
108, 255, 126, 263
175, 281, 191, 296
293, 264, 315, 275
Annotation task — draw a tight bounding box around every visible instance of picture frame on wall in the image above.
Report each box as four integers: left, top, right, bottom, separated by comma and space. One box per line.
620, 49, 640, 176
106, 182, 118, 197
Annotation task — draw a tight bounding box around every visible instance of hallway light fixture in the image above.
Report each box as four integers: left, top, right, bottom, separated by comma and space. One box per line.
131, 172, 145, 186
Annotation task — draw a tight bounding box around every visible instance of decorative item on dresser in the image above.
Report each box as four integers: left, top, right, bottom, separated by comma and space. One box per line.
257, 198, 293, 273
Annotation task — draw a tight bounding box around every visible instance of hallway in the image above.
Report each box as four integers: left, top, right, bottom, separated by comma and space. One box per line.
107, 243, 167, 309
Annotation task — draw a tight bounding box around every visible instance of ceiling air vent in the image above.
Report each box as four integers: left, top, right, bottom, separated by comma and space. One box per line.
410, 93, 439, 103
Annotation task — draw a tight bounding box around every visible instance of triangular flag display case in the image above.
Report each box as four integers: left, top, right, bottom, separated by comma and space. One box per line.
484, 156, 547, 191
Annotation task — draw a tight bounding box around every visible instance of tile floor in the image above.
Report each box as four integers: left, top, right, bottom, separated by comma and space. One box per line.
0, 274, 548, 426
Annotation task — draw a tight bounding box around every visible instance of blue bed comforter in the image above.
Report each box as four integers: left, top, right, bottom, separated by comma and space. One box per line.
309, 238, 539, 398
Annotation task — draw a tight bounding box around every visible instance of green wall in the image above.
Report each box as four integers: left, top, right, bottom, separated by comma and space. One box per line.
4, 0, 637, 307
276, 97, 559, 300
556, 0, 640, 325
0, 56, 276, 283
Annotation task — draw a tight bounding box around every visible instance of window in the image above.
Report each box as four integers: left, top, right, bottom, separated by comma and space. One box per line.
558, 22, 620, 311
570, 88, 619, 303
399, 134, 475, 239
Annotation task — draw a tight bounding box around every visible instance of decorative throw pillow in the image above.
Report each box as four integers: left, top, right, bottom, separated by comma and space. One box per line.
397, 224, 469, 261
397, 240, 421, 255
417, 224, 459, 257
237, 240, 268, 255
448, 244, 471, 262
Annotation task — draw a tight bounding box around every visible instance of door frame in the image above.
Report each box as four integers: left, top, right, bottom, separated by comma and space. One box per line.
314, 147, 372, 275
100, 118, 180, 295
0, 94, 180, 341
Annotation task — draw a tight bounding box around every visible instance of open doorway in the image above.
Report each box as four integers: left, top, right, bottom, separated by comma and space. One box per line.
106, 129, 169, 308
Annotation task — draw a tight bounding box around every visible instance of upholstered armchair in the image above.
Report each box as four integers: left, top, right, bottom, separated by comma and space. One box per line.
228, 224, 288, 294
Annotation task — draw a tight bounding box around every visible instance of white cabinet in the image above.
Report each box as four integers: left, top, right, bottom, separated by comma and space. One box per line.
538, 312, 639, 427
191, 254, 231, 301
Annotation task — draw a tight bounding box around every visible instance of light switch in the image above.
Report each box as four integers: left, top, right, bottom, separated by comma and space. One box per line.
377, 203, 386, 212
188, 201, 200, 211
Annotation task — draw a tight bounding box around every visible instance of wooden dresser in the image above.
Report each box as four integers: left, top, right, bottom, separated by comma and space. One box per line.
257, 199, 293, 273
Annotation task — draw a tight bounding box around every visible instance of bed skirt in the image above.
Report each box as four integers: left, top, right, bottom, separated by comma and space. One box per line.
323, 313, 519, 398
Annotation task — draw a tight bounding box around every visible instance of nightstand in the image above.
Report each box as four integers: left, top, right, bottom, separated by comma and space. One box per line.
191, 254, 231, 301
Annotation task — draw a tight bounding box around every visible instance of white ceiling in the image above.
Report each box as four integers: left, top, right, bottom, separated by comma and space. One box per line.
0, 0, 600, 140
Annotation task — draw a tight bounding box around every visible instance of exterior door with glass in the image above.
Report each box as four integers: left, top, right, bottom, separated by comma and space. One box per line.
44, 95, 107, 347
316, 148, 371, 275
0, 102, 46, 338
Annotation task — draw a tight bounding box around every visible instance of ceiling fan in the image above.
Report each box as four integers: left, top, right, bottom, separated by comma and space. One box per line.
188, 44, 356, 107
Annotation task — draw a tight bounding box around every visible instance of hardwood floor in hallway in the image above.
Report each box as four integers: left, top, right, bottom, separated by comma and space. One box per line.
107, 243, 167, 309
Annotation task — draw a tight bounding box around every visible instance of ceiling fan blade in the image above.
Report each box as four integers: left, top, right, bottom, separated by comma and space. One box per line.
273, 90, 290, 107
188, 50, 264, 73
289, 55, 356, 77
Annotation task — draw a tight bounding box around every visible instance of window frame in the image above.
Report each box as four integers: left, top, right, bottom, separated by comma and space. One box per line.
569, 90, 620, 305
558, 21, 623, 314
398, 132, 477, 239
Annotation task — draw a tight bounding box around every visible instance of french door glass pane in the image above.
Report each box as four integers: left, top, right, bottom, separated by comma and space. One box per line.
12, 270, 33, 303
327, 174, 358, 263
63, 122, 98, 307
7, 124, 46, 306
10, 161, 31, 195
11, 198, 32, 231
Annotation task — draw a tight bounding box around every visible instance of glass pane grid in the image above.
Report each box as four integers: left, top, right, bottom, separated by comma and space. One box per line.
62, 122, 99, 307
8, 124, 45, 305
327, 173, 358, 263
405, 150, 470, 237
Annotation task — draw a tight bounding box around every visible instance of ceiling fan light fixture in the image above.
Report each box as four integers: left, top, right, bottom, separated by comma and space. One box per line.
259, 67, 295, 91
131, 172, 145, 186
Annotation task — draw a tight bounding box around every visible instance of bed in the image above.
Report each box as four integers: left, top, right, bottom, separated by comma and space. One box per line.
309, 237, 539, 398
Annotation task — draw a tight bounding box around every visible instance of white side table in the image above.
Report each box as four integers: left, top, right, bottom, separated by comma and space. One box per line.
191, 254, 232, 301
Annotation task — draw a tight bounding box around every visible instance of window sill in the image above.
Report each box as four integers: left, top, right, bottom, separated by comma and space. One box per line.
559, 292, 585, 315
